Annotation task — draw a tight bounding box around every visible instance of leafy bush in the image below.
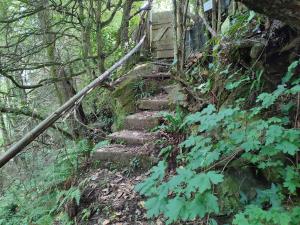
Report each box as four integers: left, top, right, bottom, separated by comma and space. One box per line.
136, 70, 300, 224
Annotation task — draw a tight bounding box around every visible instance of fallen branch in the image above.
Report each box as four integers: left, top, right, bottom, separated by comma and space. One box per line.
0, 35, 146, 168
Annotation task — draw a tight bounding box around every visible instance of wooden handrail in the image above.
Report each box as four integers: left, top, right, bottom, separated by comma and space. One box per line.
0, 35, 146, 168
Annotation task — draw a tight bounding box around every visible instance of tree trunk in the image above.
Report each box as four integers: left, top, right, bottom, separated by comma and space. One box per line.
96, 0, 105, 73
120, 0, 134, 49
173, 0, 178, 63
79, 0, 93, 79
38, 0, 87, 138
217, 0, 223, 33
237, 0, 300, 29
212, 0, 217, 32
0, 114, 9, 146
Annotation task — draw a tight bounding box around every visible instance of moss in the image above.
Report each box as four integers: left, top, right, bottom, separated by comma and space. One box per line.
217, 164, 268, 216
113, 76, 138, 114
111, 100, 127, 131
217, 175, 243, 216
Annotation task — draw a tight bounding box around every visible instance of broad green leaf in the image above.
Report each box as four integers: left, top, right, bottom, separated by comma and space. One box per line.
265, 125, 283, 145
204, 192, 220, 214
145, 197, 167, 218
282, 60, 299, 84
165, 197, 185, 224
275, 141, 299, 155
207, 171, 224, 184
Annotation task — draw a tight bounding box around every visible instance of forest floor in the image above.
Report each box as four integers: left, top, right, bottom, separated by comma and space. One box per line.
75, 166, 150, 225
74, 165, 205, 225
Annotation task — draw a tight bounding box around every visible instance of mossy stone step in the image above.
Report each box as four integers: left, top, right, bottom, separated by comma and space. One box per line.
138, 94, 170, 111
140, 72, 170, 79
93, 144, 156, 170
124, 111, 167, 130
108, 130, 157, 145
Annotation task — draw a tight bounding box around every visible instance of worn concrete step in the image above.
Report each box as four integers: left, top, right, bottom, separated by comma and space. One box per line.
138, 94, 170, 111
108, 130, 157, 145
140, 72, 171, 79
163, 84, 181, 94
124, 111, 166, 130
93, 144, 156, 170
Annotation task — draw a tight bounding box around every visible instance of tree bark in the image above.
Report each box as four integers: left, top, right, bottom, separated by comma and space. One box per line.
173, 0, 178, 63
120, 0, 134, 49
0, 114, 9, 146
212, 0, 217, 32
237, 0, 300, 29
96, 0, 105, 73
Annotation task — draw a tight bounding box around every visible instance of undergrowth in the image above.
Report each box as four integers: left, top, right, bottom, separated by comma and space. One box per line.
0, 139, 93, 225
136, 60, 300, 224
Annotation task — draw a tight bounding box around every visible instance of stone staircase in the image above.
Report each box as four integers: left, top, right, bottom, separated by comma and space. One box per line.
93, 65, 172, 170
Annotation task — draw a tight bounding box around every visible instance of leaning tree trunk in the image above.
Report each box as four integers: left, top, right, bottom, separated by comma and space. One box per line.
237, 0, 300, 29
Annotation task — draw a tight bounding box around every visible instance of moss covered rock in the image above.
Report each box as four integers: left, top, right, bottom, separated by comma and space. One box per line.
217, 164, 269, 216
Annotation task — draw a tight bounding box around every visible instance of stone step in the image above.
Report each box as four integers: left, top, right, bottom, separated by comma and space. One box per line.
138, 94, 170, 111
108, 130, 157, 145
163, 84, 181, 94
93, 144, 156, 170
140, 72, 171, 79
124, 111, 166, 130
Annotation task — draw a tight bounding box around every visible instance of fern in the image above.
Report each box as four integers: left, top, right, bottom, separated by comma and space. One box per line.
0, 140, 92, 225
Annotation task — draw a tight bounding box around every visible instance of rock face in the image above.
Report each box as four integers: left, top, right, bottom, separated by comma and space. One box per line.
237, 0, 300, 29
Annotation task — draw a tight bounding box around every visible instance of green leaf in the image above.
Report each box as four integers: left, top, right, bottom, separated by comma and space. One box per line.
256, 85, 286, 108
283, 166, 300, 194
275, 141, 299, 155
289, 84, 300, 94
165, 197, 185, 224
204, 192, 220, 214
265, 125, 283, 145
282, 60, 299, 84
198, 173, 211, 193
233, 213, 250, 225
145, 197, 166, 218
187, 194, 206, 219
207, 171, 224, 184
225, 77, 250, 90
221, 17, 231, 34
247, 11, 256, 22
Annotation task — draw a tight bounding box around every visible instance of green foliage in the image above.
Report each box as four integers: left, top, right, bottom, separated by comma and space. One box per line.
132, 79, 154, 99
221, 11, 262, 39
156, 107, 187, 133
137, 68, 300, 224
0, 140, 92, 225
233, 205, 299, 225
233, 185, 300, 225
93, 140, 110, 152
